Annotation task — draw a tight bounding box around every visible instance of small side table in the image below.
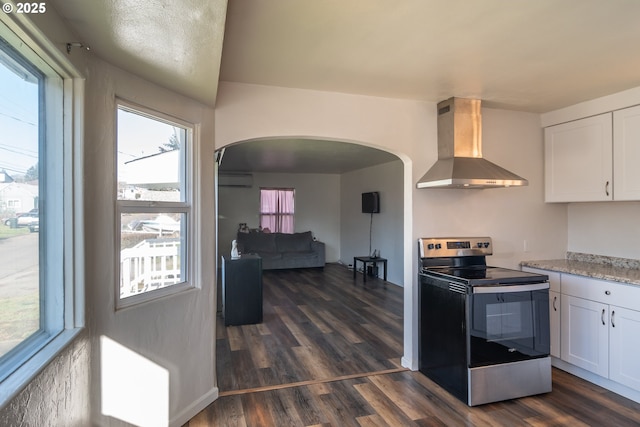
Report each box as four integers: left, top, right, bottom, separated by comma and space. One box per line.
353, 256, 387, 283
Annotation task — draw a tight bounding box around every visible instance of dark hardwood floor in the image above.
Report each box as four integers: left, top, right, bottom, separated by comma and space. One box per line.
185, 263, 640, 426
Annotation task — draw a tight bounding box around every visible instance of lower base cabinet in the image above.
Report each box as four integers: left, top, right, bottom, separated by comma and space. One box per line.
558, 273, 640, 398
610, 306, 640, 391
561, 295, 609, 377
524, 265, 640, 402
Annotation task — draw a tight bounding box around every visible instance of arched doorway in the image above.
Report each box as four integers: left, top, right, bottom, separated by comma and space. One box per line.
215, 136, 416, 370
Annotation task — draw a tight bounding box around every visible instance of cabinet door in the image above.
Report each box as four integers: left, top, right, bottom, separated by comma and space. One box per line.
613, 105, 640, 200
544, 113, 613, 202
561, 295, 609, 377
610, 306, 640, 391
549, 290, 561, 358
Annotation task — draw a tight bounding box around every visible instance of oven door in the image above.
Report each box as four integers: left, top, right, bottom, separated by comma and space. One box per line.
469, 282, 550, 367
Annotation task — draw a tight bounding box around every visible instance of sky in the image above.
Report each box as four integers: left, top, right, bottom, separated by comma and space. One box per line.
117, 107, 185, 186
0, 52, 181, 181
0, 58, 38, 177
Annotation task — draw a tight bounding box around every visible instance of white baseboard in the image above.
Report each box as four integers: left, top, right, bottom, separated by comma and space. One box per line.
170, 386, 219, 427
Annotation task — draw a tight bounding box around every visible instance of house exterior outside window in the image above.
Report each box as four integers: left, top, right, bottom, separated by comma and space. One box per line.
115, 102, 194, 308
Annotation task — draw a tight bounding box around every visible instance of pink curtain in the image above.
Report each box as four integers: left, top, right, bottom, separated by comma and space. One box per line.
260, 188, 295, 233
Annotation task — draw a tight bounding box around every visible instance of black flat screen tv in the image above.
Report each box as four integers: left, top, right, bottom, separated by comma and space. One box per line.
362, 192, 380, 213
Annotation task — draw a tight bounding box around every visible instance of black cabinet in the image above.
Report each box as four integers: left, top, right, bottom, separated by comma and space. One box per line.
221, 254, 263, 326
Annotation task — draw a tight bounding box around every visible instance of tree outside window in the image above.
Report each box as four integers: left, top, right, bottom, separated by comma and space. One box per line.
260, 188, 294, 233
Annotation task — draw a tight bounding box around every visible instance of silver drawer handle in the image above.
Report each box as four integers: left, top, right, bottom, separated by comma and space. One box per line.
553, 296, 558, 312
605, 181, 610, 196
602, 309, 606, 325
612, 310, 616, 328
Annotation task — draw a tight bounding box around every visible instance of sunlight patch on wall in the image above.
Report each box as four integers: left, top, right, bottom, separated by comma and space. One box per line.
101, 336, 169, 427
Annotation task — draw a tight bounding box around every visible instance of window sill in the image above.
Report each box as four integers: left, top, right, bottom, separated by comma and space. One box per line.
0, 327, 84, 411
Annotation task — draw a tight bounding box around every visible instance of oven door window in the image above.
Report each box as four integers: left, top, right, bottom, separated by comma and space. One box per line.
470, 289, 550, 367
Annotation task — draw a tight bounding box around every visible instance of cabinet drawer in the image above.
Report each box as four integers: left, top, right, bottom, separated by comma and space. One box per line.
562, 274, 640, 310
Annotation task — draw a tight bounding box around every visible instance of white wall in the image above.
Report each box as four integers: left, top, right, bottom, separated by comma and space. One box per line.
341, 160, 404, 285
215, 82, 566, 371
83, 59, 217, 426
568, 202, 640, 258
218, 172, 341, 261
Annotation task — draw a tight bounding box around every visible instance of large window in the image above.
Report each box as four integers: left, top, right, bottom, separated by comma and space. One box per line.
0, 35, 43, 364
0, 14, 83, 406
260, 188, 295, 233
116, 103, 193, 307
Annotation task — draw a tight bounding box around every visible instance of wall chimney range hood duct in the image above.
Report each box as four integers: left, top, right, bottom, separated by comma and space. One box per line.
416, 97, 528, 189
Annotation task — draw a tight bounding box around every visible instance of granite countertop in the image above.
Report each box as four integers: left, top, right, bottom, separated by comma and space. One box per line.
521, 252, 640, 286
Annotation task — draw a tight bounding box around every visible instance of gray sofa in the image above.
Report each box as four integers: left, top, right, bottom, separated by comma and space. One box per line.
236, 231, 325, 270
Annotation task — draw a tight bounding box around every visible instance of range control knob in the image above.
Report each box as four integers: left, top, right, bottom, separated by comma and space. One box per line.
427, 243, 435, 250
484, 242, 490, 248
477, 243, 483, 248
435, 243, 442, 250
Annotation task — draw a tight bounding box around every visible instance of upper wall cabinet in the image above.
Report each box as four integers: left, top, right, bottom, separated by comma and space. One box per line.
545, 105, 640, 202
613, 105, 640, 200
544, 113, 613, 202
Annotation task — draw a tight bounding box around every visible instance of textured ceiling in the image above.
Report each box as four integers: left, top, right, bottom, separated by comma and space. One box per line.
49, 0, 227, 107
48, 0, 640, 173
219, 0, 640, 113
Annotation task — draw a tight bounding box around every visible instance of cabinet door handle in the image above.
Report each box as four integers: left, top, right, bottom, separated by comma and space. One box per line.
605, 181, 610, 196
553, 296, 558, 312
611, 310, 615, 328
602, 309, 606, 325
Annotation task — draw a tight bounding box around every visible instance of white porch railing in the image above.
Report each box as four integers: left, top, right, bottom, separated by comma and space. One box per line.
120, 237, 181, 298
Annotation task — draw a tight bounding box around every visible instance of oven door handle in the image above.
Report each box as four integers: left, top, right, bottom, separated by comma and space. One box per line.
472, 282, 549, 294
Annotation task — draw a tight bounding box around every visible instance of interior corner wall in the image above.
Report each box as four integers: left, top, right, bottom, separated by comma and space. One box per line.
340, 160, 404, 286
84, 58, 217, 426
218, 172, 341, 262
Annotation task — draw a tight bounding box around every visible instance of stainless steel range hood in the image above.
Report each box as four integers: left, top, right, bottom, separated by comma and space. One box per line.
416, 97, 528, 189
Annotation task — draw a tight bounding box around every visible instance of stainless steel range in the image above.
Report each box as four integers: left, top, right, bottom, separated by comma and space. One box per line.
418, 237, 551, 406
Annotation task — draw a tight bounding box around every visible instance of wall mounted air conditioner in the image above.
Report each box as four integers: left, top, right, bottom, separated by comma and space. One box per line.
218, 173, 253, 188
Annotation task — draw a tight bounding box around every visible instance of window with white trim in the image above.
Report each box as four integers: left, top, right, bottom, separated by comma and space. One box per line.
116, 102, 193, 308
0, 15, 83, 406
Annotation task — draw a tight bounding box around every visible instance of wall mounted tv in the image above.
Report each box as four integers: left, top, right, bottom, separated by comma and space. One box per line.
362, 192, 380, 213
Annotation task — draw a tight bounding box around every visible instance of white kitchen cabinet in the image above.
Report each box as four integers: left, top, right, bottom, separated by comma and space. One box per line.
521, 266, 640, 401
544, 113, 613, 202
561, 273, 640, 391
545, 104, 640, 202
610, 306, 640, 391
561, 295, 609, 377
613, 105, 640, 200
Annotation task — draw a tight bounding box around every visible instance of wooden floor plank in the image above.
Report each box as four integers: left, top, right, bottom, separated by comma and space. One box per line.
185, 263, 640, 426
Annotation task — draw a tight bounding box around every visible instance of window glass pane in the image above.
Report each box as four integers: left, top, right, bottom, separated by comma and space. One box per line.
120, 213, 186, 299
117, 108, 186, 202
0, 40, 41, 358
